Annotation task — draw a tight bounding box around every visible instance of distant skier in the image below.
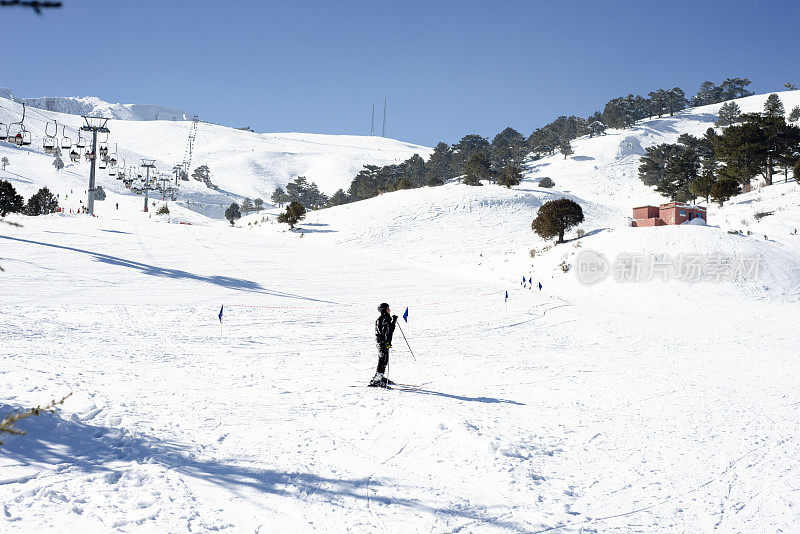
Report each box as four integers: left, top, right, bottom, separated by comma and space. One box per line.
369, 303, 398, 387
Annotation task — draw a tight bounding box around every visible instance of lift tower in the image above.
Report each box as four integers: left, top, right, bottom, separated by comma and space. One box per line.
140, 159, 156, 213
80, 117, 110, 216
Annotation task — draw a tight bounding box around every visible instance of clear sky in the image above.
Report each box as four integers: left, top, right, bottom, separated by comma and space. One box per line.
2, 0, 798, 146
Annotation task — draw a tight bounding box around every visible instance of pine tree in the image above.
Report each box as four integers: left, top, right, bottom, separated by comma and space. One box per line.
763, 94, 785, 118
710, 178, 741, 206
491, 127, 528, 168
192, 165, 211, 183
277, 201, 306, 229
0, 180, 24, 216
719, 78, 754, 101
464, 152, 490, 185
328, 189, 349, 206
716, 101, 741, 127
784, 82, 798, 90
52, 154, 64, 171
648, 90, 668, 117
638, 143, 684, 194
224, 202, 241, 226
794, 159, 800, 183
254, 198, 264, 212
271, 186, 288, 207
452, 135, 490, 175
666, 87, 688, 116
241, 198, 254, 213
559, 140, 573, 159
789, 106, 800, 123
401, 154, 427, 187
689, 168, 715, 203
588, 121, 606, 137
709, 118, 766, 186
498, 164, 523, 188
664, 148, 699, 201
25, 187, 59, 216
425, 142, 453, 186
693, 81, 723, 106
603, 96, 635, 128
532, 198, 584, 243
1, 157, 8, 171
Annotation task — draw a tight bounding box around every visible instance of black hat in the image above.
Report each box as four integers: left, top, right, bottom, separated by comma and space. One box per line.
377, 302, 390, 312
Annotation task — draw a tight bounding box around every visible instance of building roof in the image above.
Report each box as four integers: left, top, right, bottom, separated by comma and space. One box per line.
660, 202, 706, 211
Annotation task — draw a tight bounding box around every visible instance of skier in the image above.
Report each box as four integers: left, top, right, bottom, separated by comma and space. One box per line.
369, 303, 398, 387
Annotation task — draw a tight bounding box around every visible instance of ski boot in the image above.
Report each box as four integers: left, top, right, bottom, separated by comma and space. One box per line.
368, 372, 389, 388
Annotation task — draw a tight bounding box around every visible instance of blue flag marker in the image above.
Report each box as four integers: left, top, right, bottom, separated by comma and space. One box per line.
529, 277, 532, 285
505, 291, 508, 302
538, 282, 542, 290
403, 307, 409, 323
218, 305, 224, 323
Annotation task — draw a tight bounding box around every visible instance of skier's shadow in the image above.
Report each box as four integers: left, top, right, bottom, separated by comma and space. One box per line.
405, 388, 524, 405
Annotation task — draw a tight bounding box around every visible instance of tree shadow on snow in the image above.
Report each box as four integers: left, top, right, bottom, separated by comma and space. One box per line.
0, 235, 336, 303
402, 388, 525, 405
0, 406, 527, 531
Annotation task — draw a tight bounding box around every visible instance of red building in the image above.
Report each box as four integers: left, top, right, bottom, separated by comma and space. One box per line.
632, 202, 706, 227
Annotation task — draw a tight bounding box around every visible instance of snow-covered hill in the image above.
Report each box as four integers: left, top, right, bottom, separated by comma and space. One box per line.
0, 88, 191, 122
0, 94, 432, 215
1, 90, 800, 532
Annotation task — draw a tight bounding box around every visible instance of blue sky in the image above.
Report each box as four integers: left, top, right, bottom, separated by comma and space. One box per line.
2, 0, 798, 146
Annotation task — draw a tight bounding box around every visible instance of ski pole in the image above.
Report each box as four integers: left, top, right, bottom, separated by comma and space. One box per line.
395, 322, 417, 361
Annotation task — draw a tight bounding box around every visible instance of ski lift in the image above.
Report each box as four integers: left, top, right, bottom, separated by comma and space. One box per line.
108, 143, 118, 167
98, 132, 109, 158
10, 127, 32, 146
98, 157, 107, 170
109, 166, 117, 178
7, 103, 32, 146
75, 130, 86, 150
44, 120, 58, 155
69, 149, 80, 162
0, 123, 7, 141
84, 150, 94, 162
61, 125, 72, 149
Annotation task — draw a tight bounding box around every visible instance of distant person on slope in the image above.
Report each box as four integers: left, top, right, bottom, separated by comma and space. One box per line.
370, 303, 398, 387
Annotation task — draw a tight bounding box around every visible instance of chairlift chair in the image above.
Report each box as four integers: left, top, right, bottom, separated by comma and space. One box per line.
70, 150, 80, 162
61, 125, 72, 150
43, 137, 57, 155
19, 129, 32, 146
8, 103, 33, 146
98, 131, 109, 158
98, 158, 107, 169
0, 123, 7, 141
75, 131, 86, 150
44, 120, 58, 155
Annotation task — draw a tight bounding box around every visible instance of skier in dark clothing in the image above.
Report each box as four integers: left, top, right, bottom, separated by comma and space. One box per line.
369, 302, 398, 387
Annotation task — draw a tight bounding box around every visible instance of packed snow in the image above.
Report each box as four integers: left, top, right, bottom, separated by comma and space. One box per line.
1, 90, 799, 533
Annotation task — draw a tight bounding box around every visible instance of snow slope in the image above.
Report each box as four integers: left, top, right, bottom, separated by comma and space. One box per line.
1, 90, 800, 533
0, 93, 431, 214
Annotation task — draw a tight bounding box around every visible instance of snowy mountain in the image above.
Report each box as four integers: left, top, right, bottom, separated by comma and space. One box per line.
2, 90, 800, 532
0, 88, 191, 122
